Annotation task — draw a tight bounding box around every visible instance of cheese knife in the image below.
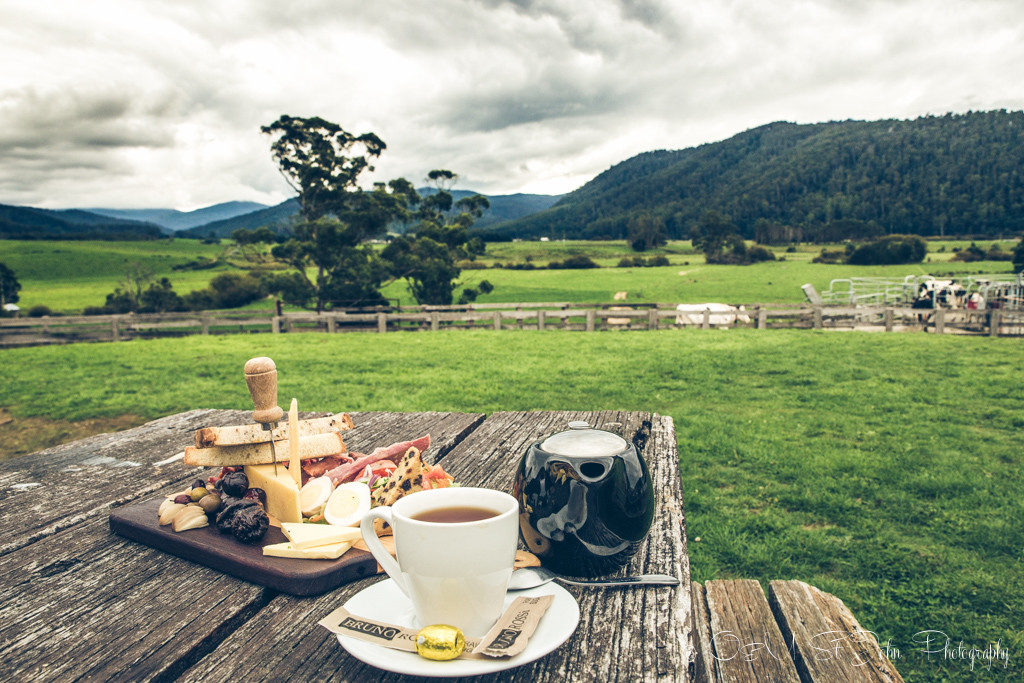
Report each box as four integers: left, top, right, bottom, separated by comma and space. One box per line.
244, 356, 284, 475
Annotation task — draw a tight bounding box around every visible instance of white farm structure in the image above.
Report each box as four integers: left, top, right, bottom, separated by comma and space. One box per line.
813, 273, 1024, 312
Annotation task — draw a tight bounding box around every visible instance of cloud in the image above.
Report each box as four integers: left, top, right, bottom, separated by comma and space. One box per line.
0, 0, 1023, 208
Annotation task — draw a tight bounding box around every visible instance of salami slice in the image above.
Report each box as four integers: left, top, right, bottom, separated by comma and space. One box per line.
324, 434, 431, 485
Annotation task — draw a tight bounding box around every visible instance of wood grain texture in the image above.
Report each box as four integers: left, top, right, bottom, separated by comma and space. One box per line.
704, 580, 800, 683
0, 514, 271, 682
769, 580, 905, 683
174, 411, 694, 683
691, 583, 716, 683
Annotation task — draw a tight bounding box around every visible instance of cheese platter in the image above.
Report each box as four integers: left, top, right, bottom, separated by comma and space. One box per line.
109, 496, 378, 595
109, 356, 456, 596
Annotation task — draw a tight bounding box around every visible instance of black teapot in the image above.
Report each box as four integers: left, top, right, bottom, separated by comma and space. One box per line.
512, 421, 655, 576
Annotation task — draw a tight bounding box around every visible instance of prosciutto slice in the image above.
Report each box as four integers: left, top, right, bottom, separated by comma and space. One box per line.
302, 454, 354, 479
325, 434, 431, 485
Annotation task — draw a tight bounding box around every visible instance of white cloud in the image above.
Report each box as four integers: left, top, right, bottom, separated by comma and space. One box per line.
0, 0, 1022, 208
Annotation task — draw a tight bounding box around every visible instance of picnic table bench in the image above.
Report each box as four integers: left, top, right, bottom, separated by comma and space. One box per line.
0, 409, 902, 682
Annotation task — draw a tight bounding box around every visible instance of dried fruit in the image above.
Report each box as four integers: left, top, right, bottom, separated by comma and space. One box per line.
173, 493, 192, 505
220, 471, 249, 498
242, 487, 267, 508
232, 505, 269, 543
216, 498, 257, 534
172, 505, 210, 532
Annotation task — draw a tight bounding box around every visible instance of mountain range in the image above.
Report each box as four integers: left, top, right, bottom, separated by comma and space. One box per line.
4, 110, 1024, 243
0, 192, 560, 240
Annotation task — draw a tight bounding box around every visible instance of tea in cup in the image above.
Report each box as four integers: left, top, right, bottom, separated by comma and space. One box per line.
360, 486, 519, 635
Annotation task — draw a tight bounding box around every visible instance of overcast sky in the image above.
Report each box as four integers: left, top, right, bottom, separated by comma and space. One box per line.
2, 0, 1022, 211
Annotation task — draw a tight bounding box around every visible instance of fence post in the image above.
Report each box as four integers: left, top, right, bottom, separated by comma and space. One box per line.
648, 308, 658, 330
327, 315, 337, 333
813, 306, 823, 329
586, 310, 596, 332
537, 310, 546, 331
272, 317, 281, 334
989, 309, 1000, 337
493, 311, 502, 330
111, 316, 120, 341
201, 314, 210, 335
701, 308, 710, 330
935, 308, 945, 335
377, 312, 387, 333
884, 308, 894, 332
757, 307, 767, 330
430, 311, 440, 331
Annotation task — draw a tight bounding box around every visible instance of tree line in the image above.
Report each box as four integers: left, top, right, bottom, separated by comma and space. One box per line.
489, 110, 1024, 243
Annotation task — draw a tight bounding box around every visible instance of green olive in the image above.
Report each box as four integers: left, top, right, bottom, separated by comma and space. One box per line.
198, 493, 221, 513
190, 486, 209, 502
415, 624, 465, 661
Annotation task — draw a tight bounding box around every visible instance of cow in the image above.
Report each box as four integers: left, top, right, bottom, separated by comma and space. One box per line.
675, 303, 751, 328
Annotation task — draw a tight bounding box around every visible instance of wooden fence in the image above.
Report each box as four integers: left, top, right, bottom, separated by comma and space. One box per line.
2, 303, 1022, 347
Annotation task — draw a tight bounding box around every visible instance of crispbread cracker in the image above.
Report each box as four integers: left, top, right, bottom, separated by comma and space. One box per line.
371, 446, 426, 535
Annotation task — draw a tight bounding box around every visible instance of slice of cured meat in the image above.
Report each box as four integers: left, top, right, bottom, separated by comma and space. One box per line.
324, 434, 431, 485
302, 454, 353, 478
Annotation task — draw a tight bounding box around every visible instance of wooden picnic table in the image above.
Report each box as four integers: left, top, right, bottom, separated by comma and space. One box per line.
0, 409, 695, 682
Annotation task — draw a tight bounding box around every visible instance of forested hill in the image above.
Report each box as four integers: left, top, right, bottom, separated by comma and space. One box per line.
0, 204, 165, 240
487, 110, 1024, 242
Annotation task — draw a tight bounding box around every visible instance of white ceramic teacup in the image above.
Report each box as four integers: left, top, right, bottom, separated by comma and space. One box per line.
360, 487, 519, 636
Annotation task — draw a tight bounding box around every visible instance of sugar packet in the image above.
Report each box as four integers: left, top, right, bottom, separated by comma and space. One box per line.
319, 594, 554, 660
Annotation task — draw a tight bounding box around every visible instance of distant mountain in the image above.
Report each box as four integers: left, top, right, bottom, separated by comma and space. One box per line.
417, 189, 561, 229
177, 199, 301, 238
0, 204, 164, 240
489, 110, 1024, 241
176, 191, 560, 238
88, 201, 268, 231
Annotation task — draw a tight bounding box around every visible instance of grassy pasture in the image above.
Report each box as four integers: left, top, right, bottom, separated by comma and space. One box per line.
0, 330, 1020, 680
3, 238, 1016, 314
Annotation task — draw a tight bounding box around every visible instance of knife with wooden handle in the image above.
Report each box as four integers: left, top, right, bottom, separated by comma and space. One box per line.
244, 356, 284, 476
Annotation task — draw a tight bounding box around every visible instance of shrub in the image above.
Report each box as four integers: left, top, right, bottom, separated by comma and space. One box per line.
950, 243, 987, 262
548, 255, 600, 269
846, 235, 927, 265
27, 305, 53, 317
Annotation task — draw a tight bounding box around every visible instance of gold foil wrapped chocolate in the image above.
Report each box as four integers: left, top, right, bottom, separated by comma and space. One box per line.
415, 624, 465, 660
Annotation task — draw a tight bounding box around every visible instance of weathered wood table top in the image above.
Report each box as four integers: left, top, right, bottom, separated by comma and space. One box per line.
0, 409, 694, 682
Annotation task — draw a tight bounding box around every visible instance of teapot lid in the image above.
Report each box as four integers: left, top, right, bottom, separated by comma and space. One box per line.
540, 421, 629, 457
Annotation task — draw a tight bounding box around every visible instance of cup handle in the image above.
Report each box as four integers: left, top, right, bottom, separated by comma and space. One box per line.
360, 507, 408, 596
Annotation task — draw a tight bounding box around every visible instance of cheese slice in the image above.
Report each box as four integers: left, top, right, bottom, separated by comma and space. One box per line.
280, 522, 362, 549
244, 463, 302, 523
262, 540, 354, 560
288, 398, 301, 488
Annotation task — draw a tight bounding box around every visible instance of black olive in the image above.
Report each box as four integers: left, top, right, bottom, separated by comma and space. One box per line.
232, 505, 269, 543
242, 487, 267, 508
191, 479, 206, 490
215, 498, 257, 534
220, 471, 249, 498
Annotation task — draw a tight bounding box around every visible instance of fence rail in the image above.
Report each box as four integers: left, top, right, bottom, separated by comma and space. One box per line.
2, 304, 1022, 347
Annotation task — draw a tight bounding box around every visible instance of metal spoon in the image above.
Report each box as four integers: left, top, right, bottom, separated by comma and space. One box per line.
507, 566, 679, 591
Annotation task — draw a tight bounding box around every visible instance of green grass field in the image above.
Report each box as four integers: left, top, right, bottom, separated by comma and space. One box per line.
3, 238, 1016, 313
1, 330, 1021, 680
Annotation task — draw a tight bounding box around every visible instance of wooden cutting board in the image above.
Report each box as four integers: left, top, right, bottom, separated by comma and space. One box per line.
109, 497, 378, 596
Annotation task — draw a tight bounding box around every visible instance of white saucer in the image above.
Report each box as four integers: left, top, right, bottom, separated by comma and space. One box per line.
337, 579, 580, 677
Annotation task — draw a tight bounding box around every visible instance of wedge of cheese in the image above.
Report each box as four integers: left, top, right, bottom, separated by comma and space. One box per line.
280, 522, 361, 550
262, 540, 354, 560
244, 463, 301, 523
